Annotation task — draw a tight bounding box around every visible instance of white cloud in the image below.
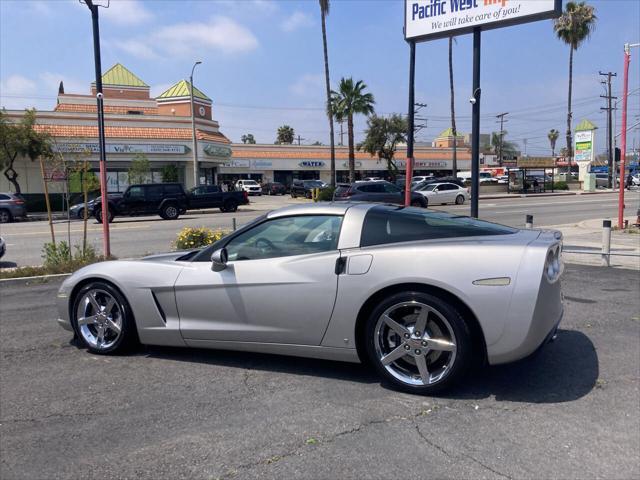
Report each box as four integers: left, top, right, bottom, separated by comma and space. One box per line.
114, 16, 258, 59
281, 11, 313, 32
102, 0, 154, 26
0, 75, 42, 110
289, 74, 324, 98
113, 39, 158, 60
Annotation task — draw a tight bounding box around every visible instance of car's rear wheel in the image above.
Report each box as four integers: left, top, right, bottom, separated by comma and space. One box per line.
291, 191, 297, 198
71, 281, 137, 354
364, 291, 471, 394
455, 195, 465, 205
76, 208, 85, 219
410, 199, 424, 208
94, 208, 114, 223
0, 209, 13, 223
223, 199, 238, 213
160, 203, 180, 220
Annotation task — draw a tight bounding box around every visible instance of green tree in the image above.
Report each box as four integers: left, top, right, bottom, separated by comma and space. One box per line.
548, 129, 560, 157
331, 78, 375, 182
448, 36, 458, 178
489, 131, 518, 160
0, 109, 52, 193
275, 125, 295, 144
319, 0, 336, 187
128, 153, 151, 184
160, 164, 179, 182
554, 2, 597, 163
241, 133, 256, 144
359, 114, 407, 181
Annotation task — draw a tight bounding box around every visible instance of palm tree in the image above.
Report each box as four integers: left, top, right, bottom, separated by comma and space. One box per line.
275, 125, 295, 144
331, 78, 375, 182
554, 2, 597, 168
319, 0, 336, 187
548, 129, 559, 157
448, 36, 458, 178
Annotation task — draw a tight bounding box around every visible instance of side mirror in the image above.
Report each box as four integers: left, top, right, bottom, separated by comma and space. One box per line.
211, 248, 228, 272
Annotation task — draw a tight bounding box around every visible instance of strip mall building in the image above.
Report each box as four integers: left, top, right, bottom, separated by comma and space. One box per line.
1, 64, 489, 194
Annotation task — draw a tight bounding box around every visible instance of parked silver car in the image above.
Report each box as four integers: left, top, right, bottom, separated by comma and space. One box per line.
56, 203, 563, 393
0, 192, 27, 223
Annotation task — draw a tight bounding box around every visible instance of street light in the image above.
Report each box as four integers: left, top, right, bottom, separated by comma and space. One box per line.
80, 0, 110, 257
190, 61, 202, 187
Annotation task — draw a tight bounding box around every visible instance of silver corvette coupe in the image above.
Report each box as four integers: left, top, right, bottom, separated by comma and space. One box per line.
57, 203, 563, 393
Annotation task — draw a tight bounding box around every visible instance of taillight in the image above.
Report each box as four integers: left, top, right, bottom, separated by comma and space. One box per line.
243, 191, 248, 200
9, 199, 24, 205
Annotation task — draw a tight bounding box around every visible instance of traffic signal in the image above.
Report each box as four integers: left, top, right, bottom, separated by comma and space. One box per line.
615, 147, 621, 164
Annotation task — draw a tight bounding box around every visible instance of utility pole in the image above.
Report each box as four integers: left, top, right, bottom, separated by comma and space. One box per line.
495, 112, 508, 166
414, 103, 428, 137
599, 71, 617, 189
296, 135, 305, 146
523, 138, 528, 157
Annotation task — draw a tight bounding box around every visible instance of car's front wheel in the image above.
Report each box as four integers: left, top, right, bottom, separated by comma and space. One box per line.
0, 209, 13, 223
364, 291, 471, 394
223, 199, 238, 213
94, 208, 114, 223
71, 281, 137, 354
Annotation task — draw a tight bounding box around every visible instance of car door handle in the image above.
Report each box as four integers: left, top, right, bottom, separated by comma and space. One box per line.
335, 257, 347, 275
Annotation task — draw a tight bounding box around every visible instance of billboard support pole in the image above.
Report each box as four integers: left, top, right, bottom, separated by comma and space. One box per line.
470, 27, 481, 218
405, 40, 416, 207
618, 43, 637, 229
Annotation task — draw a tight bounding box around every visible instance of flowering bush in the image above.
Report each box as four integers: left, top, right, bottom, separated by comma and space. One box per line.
174, 227, 227, 250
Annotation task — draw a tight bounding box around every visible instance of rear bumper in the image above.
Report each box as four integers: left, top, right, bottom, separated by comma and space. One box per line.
9, 205, 27, 219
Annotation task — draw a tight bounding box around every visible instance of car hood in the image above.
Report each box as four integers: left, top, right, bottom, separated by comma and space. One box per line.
141, 251, 199, 263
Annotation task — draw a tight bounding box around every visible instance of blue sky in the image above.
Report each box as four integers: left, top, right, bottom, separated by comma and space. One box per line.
1, 0, 639, 155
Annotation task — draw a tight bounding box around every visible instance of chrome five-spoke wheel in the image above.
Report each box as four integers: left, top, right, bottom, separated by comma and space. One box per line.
366, 292, 471, 393
72, 282, 135, 354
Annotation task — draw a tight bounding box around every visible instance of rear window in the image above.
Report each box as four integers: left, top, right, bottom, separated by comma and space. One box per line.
360, 205, 517, 247
0, 194, 10, 200
334, 185, 351, 197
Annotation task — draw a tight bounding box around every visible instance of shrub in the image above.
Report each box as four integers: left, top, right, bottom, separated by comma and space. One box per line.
316, 187, 335, 202
161, 164, 179, 182
553, 181, 569, 190
42, 241, 99, 268
174, 227, 227, 250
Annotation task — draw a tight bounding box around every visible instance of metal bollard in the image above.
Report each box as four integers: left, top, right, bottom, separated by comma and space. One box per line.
232, 217, 237, 231
602, 220, 611, 266
525, 214, 533, 229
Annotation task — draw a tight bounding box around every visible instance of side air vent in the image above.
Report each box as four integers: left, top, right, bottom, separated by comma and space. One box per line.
151, 291, 167, 324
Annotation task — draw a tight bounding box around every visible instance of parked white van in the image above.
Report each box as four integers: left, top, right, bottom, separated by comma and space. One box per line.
457, 171, 495, 183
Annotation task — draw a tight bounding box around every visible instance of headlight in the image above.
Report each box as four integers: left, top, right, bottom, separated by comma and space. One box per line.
545, 246, 562, 282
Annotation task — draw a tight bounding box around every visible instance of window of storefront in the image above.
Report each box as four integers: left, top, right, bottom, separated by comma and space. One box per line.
104, 166, 185, 192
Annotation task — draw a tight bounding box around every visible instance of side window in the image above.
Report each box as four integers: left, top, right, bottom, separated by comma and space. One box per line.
383, 183, 400, 193
127, 186, 145, 199
225, 215, 342, 261
0, 194, 10, 200
192, 187, 205, 196
164, 184, 182, 195
146, 185, 163, 201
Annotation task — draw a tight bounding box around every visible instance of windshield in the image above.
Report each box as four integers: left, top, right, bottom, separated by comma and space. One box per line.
243, 180, 259, 185
419, 184, 437, 192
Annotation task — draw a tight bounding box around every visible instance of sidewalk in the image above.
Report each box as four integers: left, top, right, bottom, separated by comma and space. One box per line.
543, 217, 640, 270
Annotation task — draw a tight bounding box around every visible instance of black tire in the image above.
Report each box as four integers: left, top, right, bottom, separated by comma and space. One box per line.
223, 199, 238, 213
94, 208, 114, 224
291, 192, 297, 199
0, 209, 13, 223
160, 203, 180, 220
455, 195, 465, 205
76, 208, 85, 220
410, 199, 423, 208
364, 291, 472, 394
71, 281, 138, 355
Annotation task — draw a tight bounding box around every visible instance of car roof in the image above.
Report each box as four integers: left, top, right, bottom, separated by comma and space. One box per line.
266, 202, 373, 219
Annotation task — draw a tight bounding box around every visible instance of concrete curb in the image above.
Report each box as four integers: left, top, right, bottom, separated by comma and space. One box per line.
0, 272, 71, 283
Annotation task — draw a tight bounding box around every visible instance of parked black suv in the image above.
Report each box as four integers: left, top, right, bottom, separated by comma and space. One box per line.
333, 181, 428, 207
94, 183, 189, 223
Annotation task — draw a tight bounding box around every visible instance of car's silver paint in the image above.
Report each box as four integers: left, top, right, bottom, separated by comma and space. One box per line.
57, 203, 563, 367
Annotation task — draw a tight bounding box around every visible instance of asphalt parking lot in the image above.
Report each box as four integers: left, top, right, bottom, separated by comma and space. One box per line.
0, 263, 638, 480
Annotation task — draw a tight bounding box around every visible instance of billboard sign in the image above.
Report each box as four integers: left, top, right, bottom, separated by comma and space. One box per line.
574, 130, 594, 162
405, 0, 561, 41
55, 143, 189, 155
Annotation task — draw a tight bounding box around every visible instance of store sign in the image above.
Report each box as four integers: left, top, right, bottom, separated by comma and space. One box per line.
517, 157, 555, 168
299, 161, 325, 168
55, 143, 189, 154
252, 160, 273, 169
341, 161, 363, 168
574, 130, 594, 162
396, 160, 449, 168
405, 0, 561, 42
203, 144, 232, 158
222, 159, 251, 168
